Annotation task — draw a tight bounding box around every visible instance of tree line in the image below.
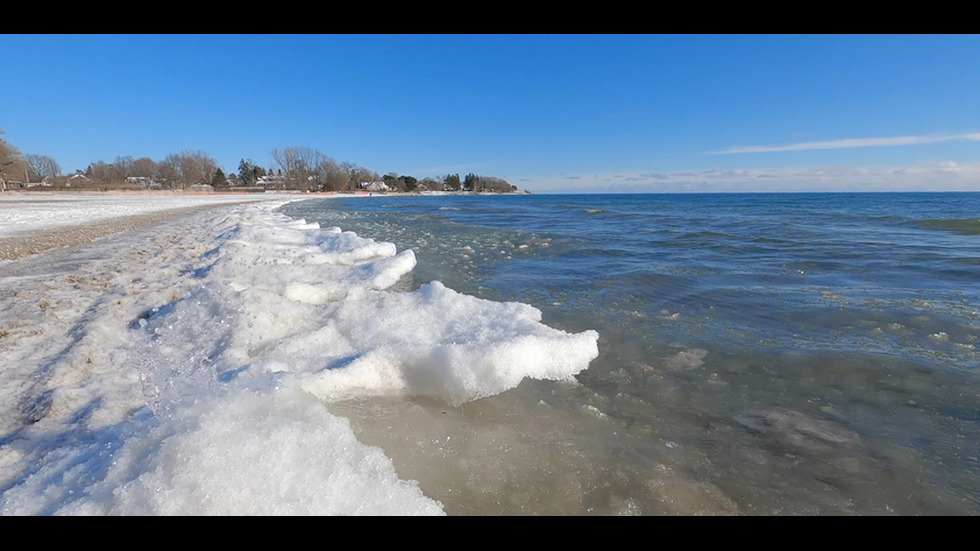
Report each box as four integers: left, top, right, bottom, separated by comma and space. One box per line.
0, 131, 518, 194
441, 172, 518, 193
1, 130, 62, 190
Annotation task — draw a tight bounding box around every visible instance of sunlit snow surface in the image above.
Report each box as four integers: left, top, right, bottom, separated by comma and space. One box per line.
0, 196, 599, 515
0, 193, 273, 238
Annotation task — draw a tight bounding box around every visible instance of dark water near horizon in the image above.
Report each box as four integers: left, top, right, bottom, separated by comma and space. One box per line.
281, 192, 980, 515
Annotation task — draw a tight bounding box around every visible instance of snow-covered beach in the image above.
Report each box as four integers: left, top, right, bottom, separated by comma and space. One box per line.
0, 193, 278, 260
0, 193, 599, 515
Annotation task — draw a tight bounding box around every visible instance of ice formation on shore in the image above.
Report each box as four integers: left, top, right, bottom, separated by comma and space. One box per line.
0, 198, 599, 515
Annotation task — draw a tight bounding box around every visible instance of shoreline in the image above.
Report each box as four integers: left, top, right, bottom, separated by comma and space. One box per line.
0, 189, 526, 262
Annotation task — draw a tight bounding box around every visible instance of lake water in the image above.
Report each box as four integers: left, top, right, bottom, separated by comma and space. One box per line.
281, 192, 980, 515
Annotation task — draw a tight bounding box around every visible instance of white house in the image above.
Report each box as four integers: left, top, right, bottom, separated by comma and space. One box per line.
360, 181, 389, 192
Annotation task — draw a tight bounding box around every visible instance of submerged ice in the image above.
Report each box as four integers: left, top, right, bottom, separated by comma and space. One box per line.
0, 199, 600, 515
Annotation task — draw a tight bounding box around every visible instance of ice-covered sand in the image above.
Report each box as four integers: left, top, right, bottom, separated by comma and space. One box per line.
0, 194, 599, 515
0, 193, 276, 260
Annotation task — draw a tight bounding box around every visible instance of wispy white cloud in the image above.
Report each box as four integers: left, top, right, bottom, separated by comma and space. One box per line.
710, 133, 980, 154
526, 161, 980, 193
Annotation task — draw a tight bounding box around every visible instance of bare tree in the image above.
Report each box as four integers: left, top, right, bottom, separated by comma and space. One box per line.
131, 157, 158, 180
25, 154, 61, 182
157, 154, 183, 189
340, 161, 358, 191
270, 150, 373, 192
0, 129, 23, 190
302, 148, 332, 191
177, 150, 218, 186
336, 161, 380, 191
319, 158, 348, 191
271, 146, 338, 191
271, 147, 302, 190
86, 160, 122, 189
114, 156, 136, 179
194, 152, 219, 186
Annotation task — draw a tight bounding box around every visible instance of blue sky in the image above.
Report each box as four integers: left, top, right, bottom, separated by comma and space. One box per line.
2, 34, 979, 193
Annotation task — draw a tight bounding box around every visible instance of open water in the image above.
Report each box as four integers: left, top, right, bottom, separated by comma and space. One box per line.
281, 192, 980, 515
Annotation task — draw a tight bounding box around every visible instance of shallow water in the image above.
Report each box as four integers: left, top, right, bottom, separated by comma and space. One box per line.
282, 192, 980, 515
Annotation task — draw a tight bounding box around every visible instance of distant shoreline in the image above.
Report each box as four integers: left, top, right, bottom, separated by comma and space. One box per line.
0, 188, 530, 198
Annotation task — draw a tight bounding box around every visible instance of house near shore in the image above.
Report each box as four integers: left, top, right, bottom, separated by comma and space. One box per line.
124, 176, 163, 190
360, 181, 389, 192
257, 174, 284, 188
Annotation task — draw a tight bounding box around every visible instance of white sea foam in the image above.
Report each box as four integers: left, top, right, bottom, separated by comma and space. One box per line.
0, 197, 600, 515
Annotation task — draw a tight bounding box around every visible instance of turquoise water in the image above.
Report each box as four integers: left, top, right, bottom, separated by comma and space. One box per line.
281, 192, 980, 515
